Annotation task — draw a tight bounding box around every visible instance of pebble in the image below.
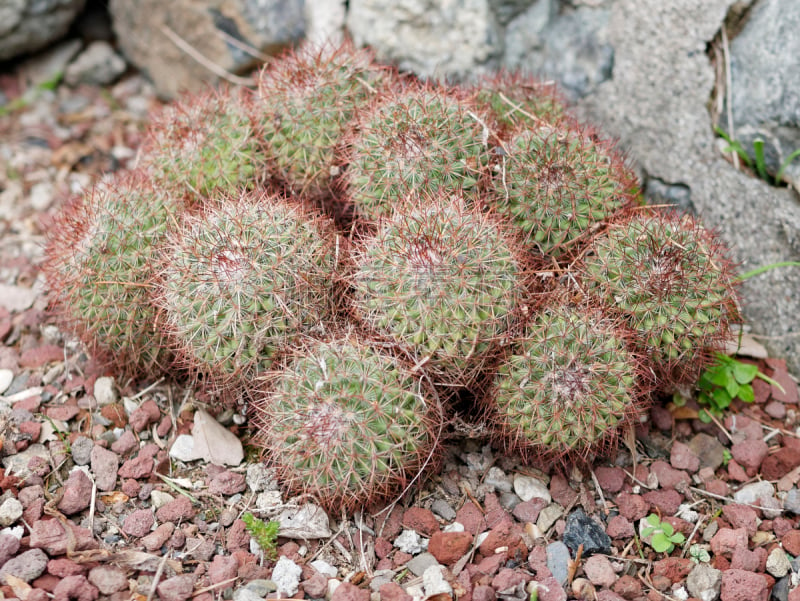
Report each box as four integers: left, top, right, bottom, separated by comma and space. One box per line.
583, 554, 616, 588
122, 508, 155, 537
244, 579, 277, 596
733, 480, 774, 505
514, 475, 551, 503
157, 574, 195, 601
276, 502, 331, 539
233, 588, 265, 601
209, 469, 247, 495
71, 436, 94, 465
545, 541, 570, 586
0, 548, 48, 582
65, 41, 127, 86
58, 469, 93, 515
246, 463, 277, 492
0, 498, 23, 527
562, 508, 611, 557
150, 490, 174, 509
88, 566, 128, 595
766, 546, 792, 578
422, 565, 452, 596
685, 563, 721, 601
784, 488, 800, 514
271, 556, 302, 595
406, 552, 440, 577
394, 529, 426, 554
93, 377, 117, 406
537, 504, 563, 533
0, 369, 13, 394
431, 499, 456, 521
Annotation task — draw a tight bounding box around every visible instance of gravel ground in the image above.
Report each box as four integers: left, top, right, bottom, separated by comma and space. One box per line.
1, 71, 800, 601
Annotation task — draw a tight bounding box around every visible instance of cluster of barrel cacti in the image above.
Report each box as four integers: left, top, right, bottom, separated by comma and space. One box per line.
43, 42, 740, 512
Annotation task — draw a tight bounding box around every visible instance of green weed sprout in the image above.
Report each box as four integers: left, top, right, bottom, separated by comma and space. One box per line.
641, 514, 685, 554
242, 512, 280, 560
715, 126, 800, 186
689, 544, 710, 563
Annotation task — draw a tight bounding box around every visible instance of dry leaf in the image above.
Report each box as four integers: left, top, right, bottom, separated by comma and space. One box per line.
100, 491, 130, 504
5, 574, 31, 600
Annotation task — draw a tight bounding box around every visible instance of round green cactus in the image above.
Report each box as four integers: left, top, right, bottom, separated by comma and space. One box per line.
471, 70, 569, 132
490, 123, 639, 259
252, 335, 440, 511
156, 192, 339, 384
140, 87, 267, 201
43, 171, 178, 376
488, 304, 642, 463
580, 211, 739, 383
344, 85, 491, 221
350, 196, 527, 386
256, 42, 391, 200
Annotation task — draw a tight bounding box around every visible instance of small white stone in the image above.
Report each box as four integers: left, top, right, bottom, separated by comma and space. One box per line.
29, 181, 54, 211
93, 376, 117, 406
272, 556, 302, 595
672, 586, 689, 601
169, 434, 201, 463
394, 529, 426, 554
149, 490, 174, 509
443, 522, 465, 533
766, 547, 791, 578
232, 588, 264, 601
733, 480, 774, 505
327, 579, 341, 599
513, 475, 551, 503
310, 559, 337, 578
422, 565, 452, 596
0, 498, 23, 527
0, 369, 14, 394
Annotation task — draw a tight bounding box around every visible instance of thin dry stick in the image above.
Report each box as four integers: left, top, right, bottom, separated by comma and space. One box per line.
215, 28, 271, 62
160, 24, 255, 87
720, 26, 739, 169
146, 551, 171, 601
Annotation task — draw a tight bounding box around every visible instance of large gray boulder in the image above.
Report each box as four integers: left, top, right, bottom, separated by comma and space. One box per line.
578, 0, 800, 374
0, 0, 86, 61
109, 0, 306, 99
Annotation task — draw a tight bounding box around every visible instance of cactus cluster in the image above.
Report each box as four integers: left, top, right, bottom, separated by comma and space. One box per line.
43, 41, 740, 511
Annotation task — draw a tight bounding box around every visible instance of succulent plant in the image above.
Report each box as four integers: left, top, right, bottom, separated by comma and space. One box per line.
256, 42, 391, 200
43, 171, 178, 377
343, 84, 491, 221
471, 70, 568, 132
251, 335, 440, 511
580, 211, 740, 383
487, 304, 643, 463
490, 123, 639, 259
140, 87, 267, 201
155, 191, 339, 385
350, 195, 527, 387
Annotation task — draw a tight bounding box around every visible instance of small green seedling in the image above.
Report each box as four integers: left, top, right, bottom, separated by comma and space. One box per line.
715, 126, 800, 186
689, 544, 711, 563
693, 352, 782, 423
641, 514, 685, 554
241, 512, 280, 560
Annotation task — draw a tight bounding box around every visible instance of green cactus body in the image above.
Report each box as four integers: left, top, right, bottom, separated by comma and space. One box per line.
345, 85, 491, 221
141, 87, 266, 201
490, 305, 641, 462
350, 197, 526, 386
252, 336, 439, 511
581, 212, 739, 383
491, 124, 639, 259
43, 172, 177, 376
256, 43, 389, 199
156, 192, 339, 384
472, 71, 568, 132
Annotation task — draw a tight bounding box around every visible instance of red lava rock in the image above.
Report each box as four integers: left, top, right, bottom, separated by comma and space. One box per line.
57, 469, 93, 515
100, 403, 128, 429
0, 532, 21, 567
670, 441, 700, 473
130, 399, 161, 432
534, 575, 566, 601
721, 505, 759, 536
19, 421, 41, 442
710, 528, 748, 557
29, 519, 98, 556
122, 508, 154, 537
120, 478, 140, 498
208, 555, 238, 584
117, 454, 154, 479
456, 502, 486, 536
402, 507, 439, 536
392, 551, 412, 568
594, 467, 626, 493
226, 519, 250, 553
705, 479, 729, 497
303, 573, 328, 598
90, 444, 119, 492
720, 568, 769, 601
482, 493, 508, 528
428, 531, 473, 564
650, 406, 674, 431
375, 537, 393, 559
731, 439, 769, 473
616, 493, 649, 521
88, 566, 128, 595
606, 515, 634, 539
765, 400, 786, 419
512, 498, 547, 523
649, 461, 689, 489
724, 415, 762, 442
142, 523, 175, 552
47, 558, 86, 577
52, 575, 98, 601
642, 489, 682, 515
549, 473, 578, 507
379, 582, 412, 601
584, 554, 617, 588
612, 575, 641, 600
731, 547, 765, 572
376, 506, 404, 541
653, 557, 692, 583
208, 470, 246, 496
27, 590, 49, 601
0, 548, 48, 583
478, 517, 522, 558
768, 365, 799, 404
331, 581, 369, 601
595, 592, 626, 601
110, 430, 137, 456
492, 568, 530, 592
472, 584, 496, 601
156, 495, 196, 523
157, 416, 172, 437
782, 529, 800, 556
761, 446, 800, 480
33, 573, 61, 591
20, 345, 64, 368
156, 574, 196, 601
727, 459, 749, 482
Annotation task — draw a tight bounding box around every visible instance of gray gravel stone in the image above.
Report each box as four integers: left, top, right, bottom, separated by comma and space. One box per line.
431, 499, 457, 522
65, 40, 126, 86
272, 556, 302, 596
71, 435, 94, 466
686, 563, 721, 601
0, 0, 86, 61
785, 487, 800, 514
406, 552, 440, 577
0, 498, 23, 527
733, 480, 774, 505
546, 541, 571, 586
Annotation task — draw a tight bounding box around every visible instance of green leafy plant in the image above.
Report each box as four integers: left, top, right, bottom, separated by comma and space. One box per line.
241, 512, 280, 560
641, 514, 685, 554
689, 544, 710, 563
715, 126, 800, 186
693, 352, 782, 423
